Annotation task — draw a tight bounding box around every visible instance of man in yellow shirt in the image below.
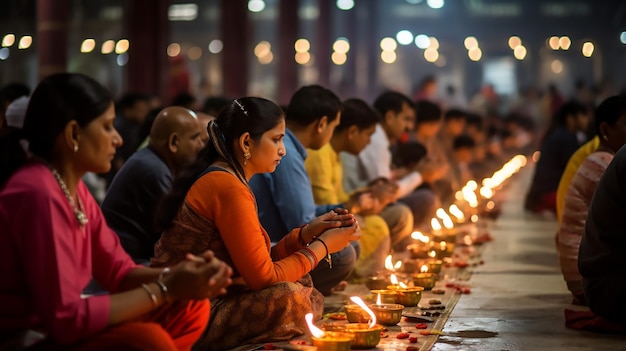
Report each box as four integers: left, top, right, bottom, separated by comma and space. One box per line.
555, 136, 600, 222
305, 99, 412, 277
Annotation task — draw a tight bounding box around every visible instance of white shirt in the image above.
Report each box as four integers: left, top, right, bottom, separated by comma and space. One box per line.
343, 124, 422, 198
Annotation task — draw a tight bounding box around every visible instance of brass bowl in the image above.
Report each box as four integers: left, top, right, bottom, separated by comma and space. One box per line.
369, 289, 397, 304
311, 331, 353, 351
426, 259, 443, 274
370, 304, 404, 326
344, 304, 371, 323
365, 276, 390, 290
389, 287, 423, 307
407, 244, 430, 259
323, 323, 383, 349
413, 273, 437, 290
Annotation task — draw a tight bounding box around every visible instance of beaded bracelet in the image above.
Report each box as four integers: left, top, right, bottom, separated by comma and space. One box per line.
309, 237, 332, 269
141, 283, 159, 307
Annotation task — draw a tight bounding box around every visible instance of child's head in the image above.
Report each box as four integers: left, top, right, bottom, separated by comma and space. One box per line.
452, 134, 476, 163
414, 100, 442, 139
393, 141, 427, 169
443, 109, 467, 136
334, 98, 380, 155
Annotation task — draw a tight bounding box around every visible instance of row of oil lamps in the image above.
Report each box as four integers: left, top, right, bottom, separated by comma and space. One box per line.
303, 155, 528, 351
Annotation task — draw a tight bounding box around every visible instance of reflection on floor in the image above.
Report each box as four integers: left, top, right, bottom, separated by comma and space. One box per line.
432, 167, 626, 351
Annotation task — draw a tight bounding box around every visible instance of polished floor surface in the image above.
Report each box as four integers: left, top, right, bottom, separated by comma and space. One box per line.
432, 167, 626, 350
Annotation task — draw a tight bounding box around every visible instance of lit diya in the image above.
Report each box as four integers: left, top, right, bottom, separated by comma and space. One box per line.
325, 297, 383, 349
407, 231, 432, 259
413, 265, 437, 290
365, 255, 401, 290
370, 292, 404, 326
306, 313, 353, 351
387, 274, 423, 307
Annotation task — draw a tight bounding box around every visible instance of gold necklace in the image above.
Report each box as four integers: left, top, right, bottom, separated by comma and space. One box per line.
49, 167, 89, 227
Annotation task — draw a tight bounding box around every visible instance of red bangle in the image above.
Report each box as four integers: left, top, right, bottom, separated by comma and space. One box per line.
301, 247, 319, 268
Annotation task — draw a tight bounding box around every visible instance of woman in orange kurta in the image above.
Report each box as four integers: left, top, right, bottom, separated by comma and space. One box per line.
152, 97, 360, 350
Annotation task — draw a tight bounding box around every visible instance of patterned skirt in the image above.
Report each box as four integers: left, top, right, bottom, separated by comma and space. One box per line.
193, 275, 324, 351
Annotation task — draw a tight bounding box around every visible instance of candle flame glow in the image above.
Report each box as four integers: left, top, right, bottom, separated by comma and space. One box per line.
350, 296, 377, 328
399, 282, 408, 288
429, 250, 437, 258
431, 218, 442, 232
436, 209, 454, 229
442, 216, 454, 229
449, 204, 465, 222
394, 260, 402, 270
390, 273, 399, 286
439, 241, 447, 250
411, 231, 430, 243
384, 255, 393, 271
376, 293, 382, 305
471, 214, 478, 222
479, 187, 494, 199
466, 180, 478, 191
421, 264, 429, 273
305, 313, 325, 338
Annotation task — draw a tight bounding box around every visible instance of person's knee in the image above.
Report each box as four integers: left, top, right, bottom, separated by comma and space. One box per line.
94, 322, 178, 351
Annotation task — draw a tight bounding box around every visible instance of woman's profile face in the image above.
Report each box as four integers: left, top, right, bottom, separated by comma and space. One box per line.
76, 102, 123, 174
248, 118, 286, 174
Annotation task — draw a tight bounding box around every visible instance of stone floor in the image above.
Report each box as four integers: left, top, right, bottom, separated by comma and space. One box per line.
431, 166, 626, 350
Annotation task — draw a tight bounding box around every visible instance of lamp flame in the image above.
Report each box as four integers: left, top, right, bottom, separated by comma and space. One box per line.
376, 293, 382, 305
305, 313, 325, 338
350, 296, 377, 329
480, 186, 494, 199
436, 209, 454, 229
384, 255, 393, 271
431, 218, 442, 232
429, 250, 437, 258
411, 231, 430, 243
420, 264, 429, 273
394, 260, 402, 270
449, 204, 465, 222
442, 216, 454, 229
399, 282, 408, 288
471, 214, 478, 222
390, 273, 399, 286
466, 180, 478, 191
439, 241, 447, 250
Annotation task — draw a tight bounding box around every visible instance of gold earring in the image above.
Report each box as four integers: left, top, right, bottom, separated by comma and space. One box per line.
243, 151, 251, 165
73, 144, 79, 152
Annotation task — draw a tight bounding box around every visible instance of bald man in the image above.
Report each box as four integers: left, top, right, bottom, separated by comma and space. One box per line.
102, 107, 204, 263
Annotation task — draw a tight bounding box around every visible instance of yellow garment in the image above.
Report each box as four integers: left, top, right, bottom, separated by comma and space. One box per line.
305, 143, 350, 204
305, 144, 390, 275
556, 136, 600, 222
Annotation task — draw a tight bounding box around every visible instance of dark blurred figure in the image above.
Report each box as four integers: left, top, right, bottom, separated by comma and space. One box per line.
104, 93, 151, 185
0, 83, 30, 128
525, 102, 590, 215
201, 96, 231, 117
171, 92, 199, 111
413, 75, 438, 103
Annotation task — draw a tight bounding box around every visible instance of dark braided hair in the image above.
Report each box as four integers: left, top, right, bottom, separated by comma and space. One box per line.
156, 97, 284, 231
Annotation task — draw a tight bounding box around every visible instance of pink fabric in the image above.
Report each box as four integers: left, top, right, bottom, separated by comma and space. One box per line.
564, 309, 626, 333
558, 151, 613, 295
0, 161, 138, 344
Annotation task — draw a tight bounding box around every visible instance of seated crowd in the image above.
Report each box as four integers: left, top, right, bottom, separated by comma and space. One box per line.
3, 72, 621, 350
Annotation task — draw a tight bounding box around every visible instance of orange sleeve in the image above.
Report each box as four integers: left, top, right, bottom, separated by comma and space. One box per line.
187, 171, 312, 291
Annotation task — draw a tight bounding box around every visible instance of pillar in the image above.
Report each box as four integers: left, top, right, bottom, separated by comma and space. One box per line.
277, 0, 299, 105
221, 0, 249, 98
315, 0, 331, 89
124, 0, 170, 101
37, 0, 69, 80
